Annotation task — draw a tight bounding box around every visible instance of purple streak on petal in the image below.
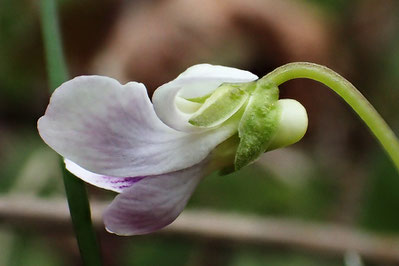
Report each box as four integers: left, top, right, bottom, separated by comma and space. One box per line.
109, 176, 145, 184
65, 159, 146, 193
108, 176, 146, 190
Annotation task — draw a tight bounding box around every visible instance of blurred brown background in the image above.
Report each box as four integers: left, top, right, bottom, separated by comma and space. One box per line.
1, 0, 399, 265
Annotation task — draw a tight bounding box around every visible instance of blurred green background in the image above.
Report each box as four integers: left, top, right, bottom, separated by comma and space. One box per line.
1, 0, 399, 265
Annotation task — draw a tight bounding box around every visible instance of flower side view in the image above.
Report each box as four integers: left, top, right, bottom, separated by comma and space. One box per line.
38, 64, 308, 235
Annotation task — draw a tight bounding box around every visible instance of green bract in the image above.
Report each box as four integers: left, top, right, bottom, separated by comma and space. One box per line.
186, 78, 290, 171
235, 81, 280, 170
189, 83, 250, 128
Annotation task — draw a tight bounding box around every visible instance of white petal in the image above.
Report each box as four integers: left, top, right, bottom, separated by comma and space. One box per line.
38, 75, 238, 177
65, 159, 141, 193
152, 64, 258, 132
103, 159, 208, 235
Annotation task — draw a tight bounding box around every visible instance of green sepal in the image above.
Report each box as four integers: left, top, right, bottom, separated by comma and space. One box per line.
189, 83, 251, 128
235, 81, 280, 170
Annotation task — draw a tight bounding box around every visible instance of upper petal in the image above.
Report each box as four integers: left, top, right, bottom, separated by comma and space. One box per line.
103, 159, 208, 235
38, 75, 238, 177
152, 64, 258, 132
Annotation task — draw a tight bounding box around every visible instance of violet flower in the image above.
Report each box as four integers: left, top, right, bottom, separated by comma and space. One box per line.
38, 64, 308, 235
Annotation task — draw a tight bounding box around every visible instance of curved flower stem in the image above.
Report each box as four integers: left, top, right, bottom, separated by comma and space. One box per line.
40, 0, 102, 265
261, 62, 399, 173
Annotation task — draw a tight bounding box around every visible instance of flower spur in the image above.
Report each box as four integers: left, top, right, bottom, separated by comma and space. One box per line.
38, 64, 308, 235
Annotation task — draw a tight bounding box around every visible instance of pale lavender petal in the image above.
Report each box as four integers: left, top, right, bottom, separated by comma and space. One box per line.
104, 159, 208, 235
65, 159, 143, 193
38, 75, 238, 177
152, 64, 258, 132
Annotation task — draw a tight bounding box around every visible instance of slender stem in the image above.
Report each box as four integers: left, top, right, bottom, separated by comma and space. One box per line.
39, 0, 103, 265
39, 0, 68, 89
262, 62, 399, 172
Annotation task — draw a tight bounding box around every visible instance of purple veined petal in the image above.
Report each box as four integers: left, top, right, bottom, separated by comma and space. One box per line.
65, 159, 143, 193
38, 75, 238, 177
104, 159, 208, 235
152, 64, 258, 132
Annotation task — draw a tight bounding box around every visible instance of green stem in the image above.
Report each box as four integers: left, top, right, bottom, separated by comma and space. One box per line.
39, 0, 103, 265
39, 0, 68, 89
262, 62, 399, 172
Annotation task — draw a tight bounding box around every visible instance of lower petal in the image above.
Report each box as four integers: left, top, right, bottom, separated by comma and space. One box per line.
103, 159, 208, 235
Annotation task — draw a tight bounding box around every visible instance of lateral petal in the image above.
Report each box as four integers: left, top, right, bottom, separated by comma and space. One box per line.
38, 75, 237, 177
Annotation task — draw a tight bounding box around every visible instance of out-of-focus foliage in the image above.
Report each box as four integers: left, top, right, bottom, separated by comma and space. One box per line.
307, 0, 350, 13
1, 232, 64, 266
230, 249, 340, 266
1, 0, 399, 265
119, 237, 344, 266
121, 238, 195, 266
361, 150, 399, 233
190, 163, 336, 220
0, 0, 44, 118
